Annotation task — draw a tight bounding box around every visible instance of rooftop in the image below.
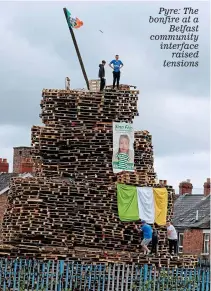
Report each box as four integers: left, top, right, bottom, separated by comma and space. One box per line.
174, 194, 205, 217
0, 173, 18, 193
0, 173, 33, 194
173, 194, 210, 229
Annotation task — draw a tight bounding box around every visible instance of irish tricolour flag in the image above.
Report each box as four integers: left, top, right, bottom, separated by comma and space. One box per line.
66, 8, 83, 29
117, 183, 168, 225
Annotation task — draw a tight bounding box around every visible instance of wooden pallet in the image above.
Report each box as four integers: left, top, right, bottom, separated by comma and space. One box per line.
0, 86, 196, 269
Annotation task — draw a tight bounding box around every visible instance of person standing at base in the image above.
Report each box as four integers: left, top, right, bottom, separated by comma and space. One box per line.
98, 60, 106, 91
109, 55, 123, 90
166, 221, 178, 255
135, 220, 152, 255
151, 223, 159, 255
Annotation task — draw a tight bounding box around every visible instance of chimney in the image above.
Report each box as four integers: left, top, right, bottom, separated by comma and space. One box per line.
203, 178, 211, 197
19, 158, 33, 174
179, 179, 193, 195
13, 147, 33, 173
196, 210, 199, 221
0, 158, 9, 173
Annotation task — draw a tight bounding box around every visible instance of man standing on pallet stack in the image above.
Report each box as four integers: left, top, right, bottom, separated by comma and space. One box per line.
109, 55, 124, 90
166, 221, 178, 255
98, 60, 106, 91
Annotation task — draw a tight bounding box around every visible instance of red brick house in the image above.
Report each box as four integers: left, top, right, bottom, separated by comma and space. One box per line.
0, 172, 33, 241
0, 149, 34, 241
173, 179, 210, 261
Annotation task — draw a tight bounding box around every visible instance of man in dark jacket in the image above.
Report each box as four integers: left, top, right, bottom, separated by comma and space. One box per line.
98, 60, 106, 91
151, 223, 159, 255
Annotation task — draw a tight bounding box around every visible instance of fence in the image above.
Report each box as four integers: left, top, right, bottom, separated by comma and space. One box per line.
198, 258, 210, 268
0, 258, 210, 290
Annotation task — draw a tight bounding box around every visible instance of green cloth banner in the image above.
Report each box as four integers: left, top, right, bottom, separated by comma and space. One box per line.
117, 183, 139, 221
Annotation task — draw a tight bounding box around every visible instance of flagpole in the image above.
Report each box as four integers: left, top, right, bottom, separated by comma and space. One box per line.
63, 8, 90, 90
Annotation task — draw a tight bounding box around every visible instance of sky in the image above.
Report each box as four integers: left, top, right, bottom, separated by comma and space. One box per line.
0, 1, 210, 194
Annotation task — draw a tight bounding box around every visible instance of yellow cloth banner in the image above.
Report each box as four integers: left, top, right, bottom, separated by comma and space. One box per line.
153, 188, 168, 225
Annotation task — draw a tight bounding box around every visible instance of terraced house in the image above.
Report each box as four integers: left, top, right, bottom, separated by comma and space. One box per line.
173, 179, 210, 263
0, 151, 33, 241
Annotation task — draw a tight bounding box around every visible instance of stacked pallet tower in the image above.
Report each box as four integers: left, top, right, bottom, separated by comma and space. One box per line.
0, 84, 197, 268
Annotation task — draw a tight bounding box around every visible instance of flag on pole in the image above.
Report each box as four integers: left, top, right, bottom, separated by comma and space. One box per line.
66, 9, 83, 29
117, 183, 168, 225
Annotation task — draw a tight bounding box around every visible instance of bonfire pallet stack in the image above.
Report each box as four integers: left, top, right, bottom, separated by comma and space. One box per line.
0, 85, 197, 268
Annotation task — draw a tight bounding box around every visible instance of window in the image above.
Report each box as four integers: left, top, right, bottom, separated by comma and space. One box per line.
178, 233, 184, 253
203, 233, 210, 254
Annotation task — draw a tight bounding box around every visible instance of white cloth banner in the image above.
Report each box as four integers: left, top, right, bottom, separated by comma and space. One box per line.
137, 187, 155, 223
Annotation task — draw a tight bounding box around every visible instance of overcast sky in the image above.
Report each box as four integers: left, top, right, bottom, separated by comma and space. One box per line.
0, 1, 210, 193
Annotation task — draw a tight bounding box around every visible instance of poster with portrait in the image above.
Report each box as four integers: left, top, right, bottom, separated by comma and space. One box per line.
112, 122, 134, 173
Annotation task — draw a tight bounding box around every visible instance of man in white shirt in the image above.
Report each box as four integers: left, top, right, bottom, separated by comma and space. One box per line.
166, 221, 178, 255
